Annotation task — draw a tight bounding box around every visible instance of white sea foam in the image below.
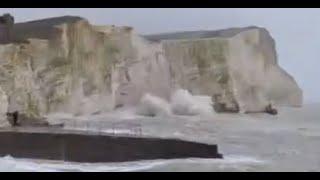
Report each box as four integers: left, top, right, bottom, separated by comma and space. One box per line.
0, 155, 264, 172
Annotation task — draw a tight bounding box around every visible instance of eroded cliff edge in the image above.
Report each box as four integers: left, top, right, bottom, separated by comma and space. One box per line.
0, 15, 302, 124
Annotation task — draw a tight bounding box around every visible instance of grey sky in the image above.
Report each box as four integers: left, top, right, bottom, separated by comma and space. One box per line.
0, 8, 318, 103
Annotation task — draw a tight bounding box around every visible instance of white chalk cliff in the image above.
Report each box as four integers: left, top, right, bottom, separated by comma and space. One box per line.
145, 27, 303, 112
0, 15, 302, 123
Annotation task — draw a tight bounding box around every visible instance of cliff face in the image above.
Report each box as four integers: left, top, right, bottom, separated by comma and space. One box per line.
226, 28, 302, 111
0, 16, 171, 122
0, 15, 302, 124
147, 27, 303, 112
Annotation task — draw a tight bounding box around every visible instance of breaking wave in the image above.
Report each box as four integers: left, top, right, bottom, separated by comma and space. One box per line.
135, 89, 214, 117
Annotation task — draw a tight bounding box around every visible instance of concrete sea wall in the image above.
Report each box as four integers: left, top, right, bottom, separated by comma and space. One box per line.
0, 128, 222, 162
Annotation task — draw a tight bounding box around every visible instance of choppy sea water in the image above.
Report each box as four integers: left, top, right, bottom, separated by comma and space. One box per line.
0, 102, 319, 171
0, 155, 265, 172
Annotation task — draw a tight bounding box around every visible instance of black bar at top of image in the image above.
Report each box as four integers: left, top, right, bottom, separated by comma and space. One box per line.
0, 0, 318, 8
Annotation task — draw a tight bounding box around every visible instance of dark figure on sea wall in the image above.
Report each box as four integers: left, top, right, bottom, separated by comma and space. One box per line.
0, 13, 14, 43
5, 111, 58, 127
6, 111, 19, 126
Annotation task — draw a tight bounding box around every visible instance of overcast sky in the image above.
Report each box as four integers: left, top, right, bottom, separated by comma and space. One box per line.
0, 8, 318, 103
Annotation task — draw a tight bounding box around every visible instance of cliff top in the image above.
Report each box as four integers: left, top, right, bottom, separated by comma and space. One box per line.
3, 15, 269, 44
143, 26, 266, 41
12, 16, 86, 41
14, 16, 85, 28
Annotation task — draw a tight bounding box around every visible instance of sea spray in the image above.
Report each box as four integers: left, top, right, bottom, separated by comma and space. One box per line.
171, 89, 198, 116
170, 89, 213, 116
135, 89, 214, 117
135, 93, 171, 117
